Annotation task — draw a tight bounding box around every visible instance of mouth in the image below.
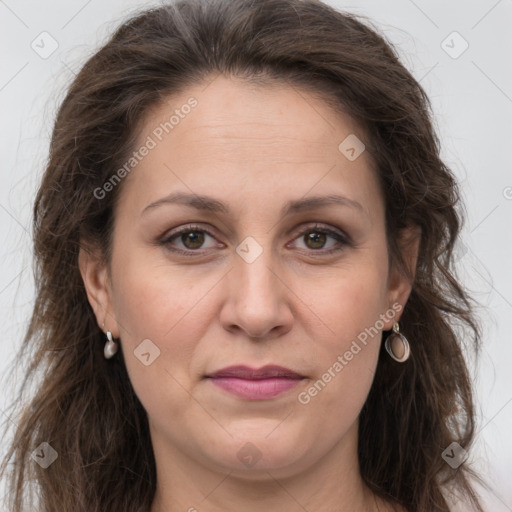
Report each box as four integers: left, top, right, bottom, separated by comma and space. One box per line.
205, 365, 305, 400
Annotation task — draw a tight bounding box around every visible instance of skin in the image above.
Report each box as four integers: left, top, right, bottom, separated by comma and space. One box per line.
80, 74, 418, 512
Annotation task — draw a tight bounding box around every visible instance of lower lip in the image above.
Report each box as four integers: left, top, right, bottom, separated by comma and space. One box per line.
208, 377, 302, 400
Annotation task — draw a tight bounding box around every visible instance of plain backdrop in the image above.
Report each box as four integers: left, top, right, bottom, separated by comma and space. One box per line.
1, 0, 511, 510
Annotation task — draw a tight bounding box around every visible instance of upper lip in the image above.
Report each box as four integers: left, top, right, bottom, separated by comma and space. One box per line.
206, 365, 303, 379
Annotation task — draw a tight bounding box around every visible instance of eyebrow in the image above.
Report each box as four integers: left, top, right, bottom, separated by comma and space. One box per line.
141, 192, 364, 217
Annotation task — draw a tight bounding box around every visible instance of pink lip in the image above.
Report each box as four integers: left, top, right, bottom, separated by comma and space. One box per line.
206, 365, 304, 400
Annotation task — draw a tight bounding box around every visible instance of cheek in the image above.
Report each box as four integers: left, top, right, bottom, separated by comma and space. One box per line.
107, 245, 204, 385
109, 267, 209, 424
297, 260, 388, 409
110, 241, 212, 337
301, 257, 389, 344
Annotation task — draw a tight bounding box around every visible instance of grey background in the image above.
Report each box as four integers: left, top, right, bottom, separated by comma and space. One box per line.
1, 0, 511, 510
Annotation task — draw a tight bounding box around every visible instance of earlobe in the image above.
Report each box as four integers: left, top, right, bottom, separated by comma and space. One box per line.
78, 246, 118, 337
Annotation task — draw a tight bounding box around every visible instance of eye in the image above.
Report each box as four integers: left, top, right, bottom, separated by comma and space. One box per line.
290, 224, 349, 254
160, 224, 220, 253
159, 222, 350, 256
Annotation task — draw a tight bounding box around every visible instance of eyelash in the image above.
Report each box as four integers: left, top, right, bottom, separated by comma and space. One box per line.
159, 223, 351, 256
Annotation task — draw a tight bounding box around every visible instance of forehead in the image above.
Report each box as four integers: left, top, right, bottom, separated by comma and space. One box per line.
142, 75, 361, 154
118, 75, 381, 220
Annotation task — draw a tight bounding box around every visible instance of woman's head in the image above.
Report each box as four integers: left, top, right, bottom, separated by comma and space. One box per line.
0, 1, 482, 511
81, 71, 416, 479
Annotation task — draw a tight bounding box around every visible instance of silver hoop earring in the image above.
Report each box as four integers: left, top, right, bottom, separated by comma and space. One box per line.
385, 321, 410, 363
104, 331, 118, 359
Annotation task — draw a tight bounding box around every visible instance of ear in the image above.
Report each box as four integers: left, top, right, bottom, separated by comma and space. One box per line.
78, 245, 120, 338
384, 224, 421, 328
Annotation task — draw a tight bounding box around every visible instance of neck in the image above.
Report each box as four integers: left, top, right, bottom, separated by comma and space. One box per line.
148, 421, 400, 512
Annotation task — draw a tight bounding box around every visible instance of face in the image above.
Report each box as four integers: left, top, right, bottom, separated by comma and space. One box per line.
81, 75, 414, 480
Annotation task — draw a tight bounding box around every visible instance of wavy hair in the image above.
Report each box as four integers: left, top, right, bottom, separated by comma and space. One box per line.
0, 0, 484, 510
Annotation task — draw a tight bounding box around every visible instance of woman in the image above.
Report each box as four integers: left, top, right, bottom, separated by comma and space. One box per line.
0, 0, 485, 510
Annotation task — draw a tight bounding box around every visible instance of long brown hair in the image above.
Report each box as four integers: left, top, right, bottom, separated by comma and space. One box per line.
0, 1, 484, 510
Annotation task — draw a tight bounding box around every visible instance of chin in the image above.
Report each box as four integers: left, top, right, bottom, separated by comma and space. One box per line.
202, 427, 313, 478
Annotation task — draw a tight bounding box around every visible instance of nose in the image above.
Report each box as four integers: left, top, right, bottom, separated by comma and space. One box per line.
219, 243, 294, 340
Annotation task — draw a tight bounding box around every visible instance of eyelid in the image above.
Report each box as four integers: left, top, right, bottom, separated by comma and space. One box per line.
289, 222, 349, 242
